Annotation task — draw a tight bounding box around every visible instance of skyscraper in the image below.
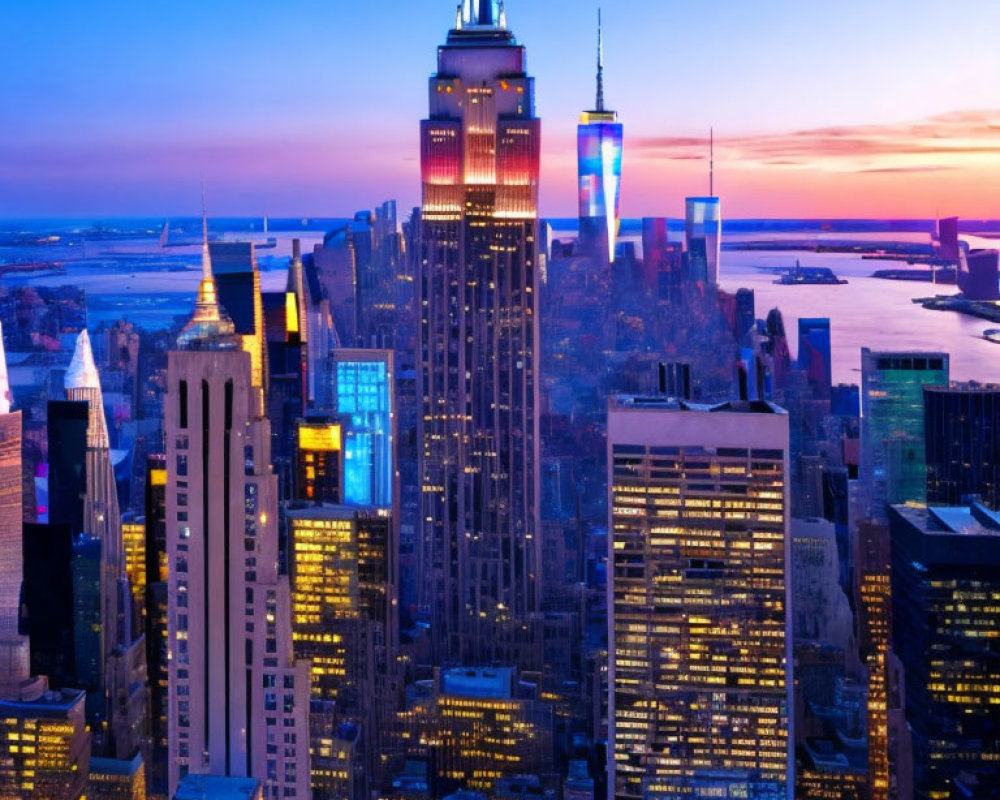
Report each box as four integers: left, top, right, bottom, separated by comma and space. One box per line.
797, 318, 832, 401
860, 350, 949, 518
166, 216, 309, 798
685, 196, 722, 285
578, 10, 623, 266
0, 323, 29, 691
418, 0, 542, 665
608, 396, 792, 800
924, 383, 1000, 509
888, 503, 1000, 798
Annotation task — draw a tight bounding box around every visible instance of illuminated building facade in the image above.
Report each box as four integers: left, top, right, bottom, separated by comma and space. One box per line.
889, 503, 1000, 799
924, 383, 1000, 510
418, 0, 543, 667
166, 226, 310, 799
685, 197, 721, 285
398, 667, 554, 796
326, 350, 393, 510
0, 684, 92, 800
578, 11, 623, 266
856, 521, 890, 800
295, 420, 343, 505
89, 753, 146, 799
608, 397, 791, 800
287, 505, 397, 800
122, 521, 145, 633
860, 350, 949, 518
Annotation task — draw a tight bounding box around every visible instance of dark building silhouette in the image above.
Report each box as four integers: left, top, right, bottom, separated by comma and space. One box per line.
47, 400, 89, 533
889, 503, 1000, 800
925, 383, 1000, 509
21, 522, 75, 686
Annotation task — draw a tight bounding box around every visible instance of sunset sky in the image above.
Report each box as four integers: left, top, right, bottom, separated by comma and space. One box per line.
2, 0, 998, 218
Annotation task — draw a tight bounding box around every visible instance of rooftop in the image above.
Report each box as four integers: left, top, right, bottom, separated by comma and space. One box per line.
611, 396, 787, 416
173, 774, 262, 800
441, 666, 514, 699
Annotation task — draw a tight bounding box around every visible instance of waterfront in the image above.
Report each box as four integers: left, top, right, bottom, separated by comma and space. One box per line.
1, 219, 997, 384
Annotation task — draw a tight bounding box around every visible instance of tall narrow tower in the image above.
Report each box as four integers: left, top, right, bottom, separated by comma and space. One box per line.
418, 0, 542, 666
166, 213, 310, 798
578, 9, 623, 266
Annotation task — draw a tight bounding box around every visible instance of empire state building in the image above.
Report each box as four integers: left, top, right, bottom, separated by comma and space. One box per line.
418, 0, 542, 666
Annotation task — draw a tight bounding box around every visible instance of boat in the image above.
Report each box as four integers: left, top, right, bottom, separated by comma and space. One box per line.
983, 329, 1000, 345
773, 260, 848, 285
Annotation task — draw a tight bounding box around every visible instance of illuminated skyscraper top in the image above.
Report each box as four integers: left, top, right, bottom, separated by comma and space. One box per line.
177, 203, 237, 351
578, 9, 623, 265
419, 1, 542, 666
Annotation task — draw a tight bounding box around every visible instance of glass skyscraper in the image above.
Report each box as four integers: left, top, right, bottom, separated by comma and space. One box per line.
685, 197, 722, 285
418, 0, 542, 666
578, 11, 623, 266
860, 349, 949, 518
329, 349, 393, 510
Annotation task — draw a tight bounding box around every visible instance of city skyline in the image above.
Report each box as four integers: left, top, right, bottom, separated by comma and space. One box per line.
2, 0, 998, 218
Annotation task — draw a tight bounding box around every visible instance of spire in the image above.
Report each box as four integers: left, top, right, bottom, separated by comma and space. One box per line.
0, 322, 10, 415
65, 329, 101, 391
177, 190, 237, 350
710, 127, 715, 197
596, 8, 605, 113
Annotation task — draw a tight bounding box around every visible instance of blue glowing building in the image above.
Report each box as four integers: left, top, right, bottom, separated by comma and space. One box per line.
685, 196, 722, 285
798, 318, 833, 401
578, 10, 623, 266
329, 349, 394, 510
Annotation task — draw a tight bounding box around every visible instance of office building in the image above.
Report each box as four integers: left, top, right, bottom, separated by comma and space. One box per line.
924, 383, 1000, 509
685, 197, 721, 285
418, 0, 542, 666
325, 350, 393, 510
641, 218, 684, 298
856, 521, 891, 800
797, 318, 832, 402
608, 396, 791, 800
958, 249, 1000, 301
578, 11, 623, 266
166, 218, 309, 798
0, 683, 92, 800
860, 350, 949, 518
398, 667, 554, 796
294, 419, 343, 505
89, 753, 146, 800
287, 505, 397, 800
888, 503, 1000, 799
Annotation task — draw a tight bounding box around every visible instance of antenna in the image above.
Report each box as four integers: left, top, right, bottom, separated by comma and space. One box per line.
710, 127, 715, 197
596, 8, 605, 112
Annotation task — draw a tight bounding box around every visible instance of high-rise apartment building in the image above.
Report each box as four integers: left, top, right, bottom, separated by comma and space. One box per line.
165, 221, 309, 798
860, 350, 949, 518
608, 396, 792, 800
924, 383, 1000, 509
888, 503, 1000, 799
418, 0, 542, 666
578, 11, 623, 266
